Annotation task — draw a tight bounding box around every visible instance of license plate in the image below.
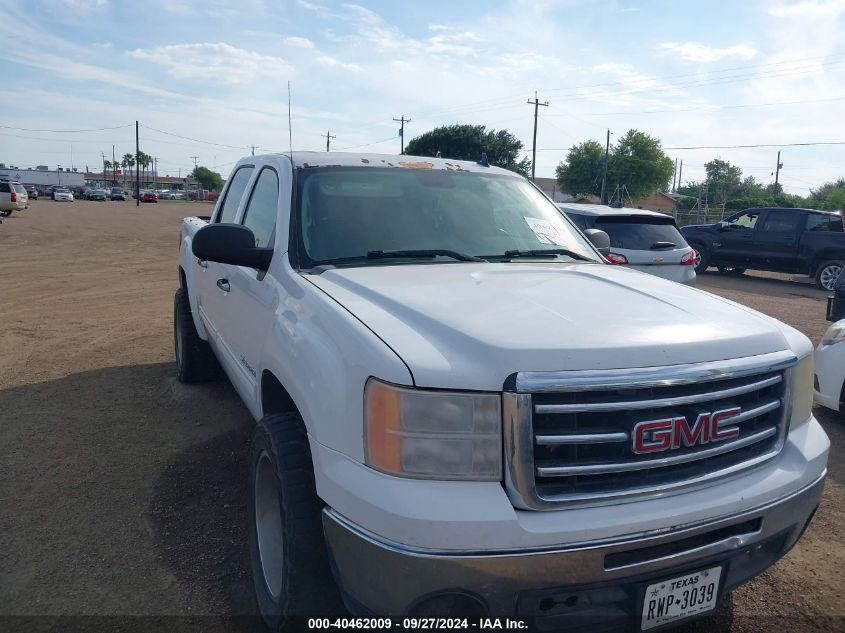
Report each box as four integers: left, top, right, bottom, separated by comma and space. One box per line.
640, 566, 722, 631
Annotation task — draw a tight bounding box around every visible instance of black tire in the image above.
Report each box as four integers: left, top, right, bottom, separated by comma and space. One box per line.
173, 287, 219, 382
816, 260, 844, 291
0, 210, 11, 217
248, 413, 343, 628
717, 267, 746, 275
692, 245, 709, 274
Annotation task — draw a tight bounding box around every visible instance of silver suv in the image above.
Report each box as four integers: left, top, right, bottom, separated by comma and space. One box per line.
0, 181, 28, 216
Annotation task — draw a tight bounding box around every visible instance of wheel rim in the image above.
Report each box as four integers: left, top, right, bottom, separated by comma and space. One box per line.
694, 250, 701, 268
254, 450, 284, 599
821, 265, 842, 290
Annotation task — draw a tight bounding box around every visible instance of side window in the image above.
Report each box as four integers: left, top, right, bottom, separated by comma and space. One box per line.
761, 210, 799, 232
242, 168, 279, 248
566, 213, 590, 231
0, 183, 9, 193
215, 166, 254, 224
727, 211, 759, 229
807, 213, 835, 232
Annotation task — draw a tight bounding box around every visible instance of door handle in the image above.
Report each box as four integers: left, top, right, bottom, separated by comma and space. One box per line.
197, 258, 208, 269
217, 279, 230, 292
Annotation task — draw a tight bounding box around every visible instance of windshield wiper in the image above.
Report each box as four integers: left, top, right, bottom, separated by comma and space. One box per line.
650, 241, 677, 250
366, 249, 485, 262
484, 248, 593, 262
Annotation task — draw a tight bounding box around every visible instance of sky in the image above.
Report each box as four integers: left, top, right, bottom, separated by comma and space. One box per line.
2, 0, 845, 195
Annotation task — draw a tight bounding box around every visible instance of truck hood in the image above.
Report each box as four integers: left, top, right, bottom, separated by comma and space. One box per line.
307, 262, 793, 390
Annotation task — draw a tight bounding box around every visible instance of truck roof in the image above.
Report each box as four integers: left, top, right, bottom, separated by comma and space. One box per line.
557, 203, 672, 219
260, 151, 518, 177
741, 206, 840, 216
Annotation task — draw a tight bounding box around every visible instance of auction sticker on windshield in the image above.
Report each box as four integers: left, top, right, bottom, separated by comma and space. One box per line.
524, 216, 566, 245
641, 566, 722, 631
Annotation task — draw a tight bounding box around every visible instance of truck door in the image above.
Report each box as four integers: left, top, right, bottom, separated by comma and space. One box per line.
193, 164, 254, 378
214, 166, 281, 404
712, 209, 761, 265
753, 209, 802, 271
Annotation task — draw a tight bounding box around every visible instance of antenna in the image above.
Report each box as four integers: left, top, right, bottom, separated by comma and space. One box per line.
287, 81, 293, 164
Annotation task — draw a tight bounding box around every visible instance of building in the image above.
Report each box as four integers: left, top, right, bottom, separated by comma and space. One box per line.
632, 191, 681, 214
84, 170, 197, 191
0, 165, 84, 189
533, 177, 600, 204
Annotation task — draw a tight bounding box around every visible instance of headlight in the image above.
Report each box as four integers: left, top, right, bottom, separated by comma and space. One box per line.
364, 379, 502, 480
820, 320, 845, 346
790, 354, 814, 430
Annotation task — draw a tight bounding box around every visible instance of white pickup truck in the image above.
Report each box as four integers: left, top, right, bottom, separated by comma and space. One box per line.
176, 152, 829, 631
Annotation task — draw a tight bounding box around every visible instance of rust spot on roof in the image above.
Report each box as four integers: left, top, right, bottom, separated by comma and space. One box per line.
398, 161, 434, 170
361, 158, 370, 164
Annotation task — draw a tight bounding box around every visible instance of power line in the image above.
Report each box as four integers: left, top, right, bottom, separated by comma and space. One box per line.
575, 95, 845, 117
0, 123, 133, 133
666, 141, 845, 150
140, 124, 249, 151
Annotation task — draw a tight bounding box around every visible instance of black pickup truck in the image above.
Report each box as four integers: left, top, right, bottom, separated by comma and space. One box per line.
681, 207, 845, 290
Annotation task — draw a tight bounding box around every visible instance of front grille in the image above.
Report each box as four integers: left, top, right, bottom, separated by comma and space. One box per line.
503, 351, 796, 509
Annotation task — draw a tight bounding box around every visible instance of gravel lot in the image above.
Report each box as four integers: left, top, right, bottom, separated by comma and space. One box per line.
1, 199, 842, 632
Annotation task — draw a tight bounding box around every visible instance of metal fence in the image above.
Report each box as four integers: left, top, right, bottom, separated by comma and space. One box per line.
673, 208, 729, 227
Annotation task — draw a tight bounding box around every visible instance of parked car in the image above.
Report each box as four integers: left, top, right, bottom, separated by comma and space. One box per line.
681, 207, 845, 290
175, 152, 827, 627
559, 204, 696, 284
0, 181, 28, 216
53, 187, 74, 202
813, 318, 845, 412
87, 189, 108, 201
158, 191, 175, 200
141, 192, 158, 203
25, 185, 38, 200
110, 187, 126, 201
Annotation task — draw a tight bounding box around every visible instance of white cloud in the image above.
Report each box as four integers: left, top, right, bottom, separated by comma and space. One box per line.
768, 0, 845, 18
428, 24, 449, 31
284, 36, 314, 48
317, 55, 362, 73
659, 42, 757, 63
127, 43, 290, 84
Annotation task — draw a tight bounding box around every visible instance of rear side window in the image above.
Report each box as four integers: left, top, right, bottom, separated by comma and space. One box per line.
761, 210, 799, 232
215, 166, 254, 223
564, 212, 590, 231
242, 168, 279, 248
13, 184, 25, 193
595, 216, 686, 250
806, 213, 842, 232
0, 183, 9, 193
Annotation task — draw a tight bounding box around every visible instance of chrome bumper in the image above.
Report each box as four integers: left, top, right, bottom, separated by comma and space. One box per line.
322, 473, 824, 618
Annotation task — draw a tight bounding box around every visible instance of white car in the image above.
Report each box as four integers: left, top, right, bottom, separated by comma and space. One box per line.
0, 181, 28, 216
53, 188, 74, 202
559, 204, 696, 285
814, 319, 845, 411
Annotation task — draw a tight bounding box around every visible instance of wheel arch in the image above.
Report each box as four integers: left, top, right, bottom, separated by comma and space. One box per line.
261, 370, 299, 418
810, 252, 845, 277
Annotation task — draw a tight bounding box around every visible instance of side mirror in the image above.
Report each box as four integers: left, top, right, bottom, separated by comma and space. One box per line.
192, 223, 273, 270
718, 221, 730, 230
584, 228, 610, 257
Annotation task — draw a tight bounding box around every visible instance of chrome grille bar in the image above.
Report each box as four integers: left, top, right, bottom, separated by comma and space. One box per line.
534, 375, 781, 414
718, 399, 781, 427
536, 426, 777, 477
536, 432, 628, 445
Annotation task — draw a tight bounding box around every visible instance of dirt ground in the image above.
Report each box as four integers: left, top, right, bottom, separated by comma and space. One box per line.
0, 200, 842, 632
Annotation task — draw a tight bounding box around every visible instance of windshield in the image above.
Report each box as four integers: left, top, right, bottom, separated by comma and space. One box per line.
295, 167, 600, 266
595, 216, 687, 250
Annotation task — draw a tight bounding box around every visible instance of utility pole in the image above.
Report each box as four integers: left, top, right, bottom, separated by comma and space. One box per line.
393, 116, 410, 154
526, 92, 549, 182
774, 150, 783, 190
324, 130, 336, 152
101, 152, 107, 187
677, 159, 684, 190
250, 145, 256, 156
191, 156, 199, 170
671, 157, 678, 193
135, 121, 140, 207
112, 145, 116, 186
600, 128, 611, 203
154, 157, 158, 189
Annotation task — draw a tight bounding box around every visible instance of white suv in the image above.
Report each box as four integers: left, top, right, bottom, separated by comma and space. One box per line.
0, 181, 28, 216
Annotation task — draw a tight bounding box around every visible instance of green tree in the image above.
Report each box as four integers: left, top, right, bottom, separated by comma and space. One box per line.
554, 140, 604, 196
810, 178, 845, 204
405, 124, 531, 177
704, 158, 742, 204
137, 152, 152, 187
121, 153, 135, 188
191, 166, 224, 192
607, 129, 674, 200
825, 188, 845, 211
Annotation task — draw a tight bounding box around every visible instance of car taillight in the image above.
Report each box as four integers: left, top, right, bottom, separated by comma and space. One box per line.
681, 251, 696, 266
10, 191, 16, 203
606, 252, 628, 265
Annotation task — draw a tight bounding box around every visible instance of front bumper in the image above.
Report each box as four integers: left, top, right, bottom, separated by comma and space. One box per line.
323, 473, 824, 621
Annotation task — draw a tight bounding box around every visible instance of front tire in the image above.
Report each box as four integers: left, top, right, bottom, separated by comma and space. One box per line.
692, 245, 709, 274
248, 413, 342, 628
173, 287, 219, 382
816, 261, 844, 291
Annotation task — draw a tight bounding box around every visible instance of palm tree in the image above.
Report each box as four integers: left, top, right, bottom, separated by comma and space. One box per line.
103, 160, 112, 186
121, 153, 135, 188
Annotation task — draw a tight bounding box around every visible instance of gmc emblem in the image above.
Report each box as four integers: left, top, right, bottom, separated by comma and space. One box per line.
633, 407, 741, 454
